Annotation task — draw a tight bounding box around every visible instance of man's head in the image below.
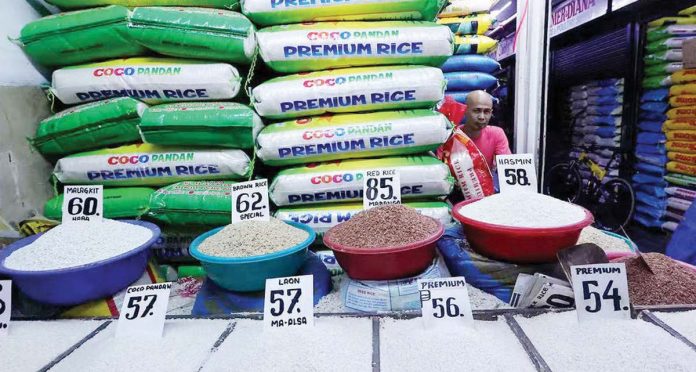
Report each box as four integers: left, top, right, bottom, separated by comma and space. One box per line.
464, 90, 494, 132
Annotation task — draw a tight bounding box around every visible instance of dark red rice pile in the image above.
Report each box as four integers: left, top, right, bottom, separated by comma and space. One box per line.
327, 205, 440, 249
615, 253, 696, 306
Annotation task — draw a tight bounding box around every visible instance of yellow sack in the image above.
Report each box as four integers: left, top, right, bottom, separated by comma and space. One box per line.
667, 141, 696, 154
668, 152, 696, 165
62, 261, 164, 318
667, 106, 696, 119
667, 161, 696, 177
670, 84, 696, 96
664, 119, 696, 131
672, 70, 696, 84
680, 6, 696, 16
454, 35, 498, 54
666, 130, 696, 142
437, 14, 496, 35
670, 95, 696, 107
648, 16, 696, 27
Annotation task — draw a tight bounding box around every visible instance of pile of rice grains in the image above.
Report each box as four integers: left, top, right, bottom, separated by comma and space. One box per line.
326, 205, 440, 249
615, 253, 696, 306
198, 218, 309, 258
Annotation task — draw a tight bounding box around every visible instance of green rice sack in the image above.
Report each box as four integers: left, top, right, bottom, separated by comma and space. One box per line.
128, 7, 256, 64
53, 143, 251, 186
17, 6, 146, 67
50, 57, 242, 105
644, 50, 684, 66
252, 65, 445, 119
645, 62, 684, 77
256, 21, 453, 73
30, 97, 146, 157
139, 102, 263, 149
642, 75, 673, 89
647, 25, 696, 42
44, 187, 154, 220
275, 200, 451, 236
646, 37, 690, 53
269, 155, 453, 206
255, 110, 450, 166
241, 0, 446, 26
147, 181, 235, 225
46, 0, 239, 10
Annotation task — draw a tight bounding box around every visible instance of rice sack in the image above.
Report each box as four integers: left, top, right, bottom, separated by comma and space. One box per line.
46, 0, 239, 9
444, 71, 498, 91
44, 187, 154, 220
269, 155, 454, 206
275, 201, 451, 236
671, 84, 696, 96
139, 102, 263, 149
440, 54, 500, 73
664, 119, 696, 131
438, 0, 495, 18
437, 14, 495, 35
252, 65, 445, 119
53, 143, 251, 186
672, 69, 696, 84
665, 130, 696, 142
16, 6, 146, 67
30, 97, 146, 157
668, 152, 696, 165
647, 25, 696, 42
148, 181, 235, 225
128, 7, 256, 64
453, 35, 498, 54
667, 106, 696, 119
670, 95, 696, 107
667, 161, 696, 177
256, 21, 453, 73
50, 57, 242, 105
255, 110, 450, 166
645, 50, 683, 65
241, 0, 446, 26
645, 62, 683, 77
667, 141, 696, 154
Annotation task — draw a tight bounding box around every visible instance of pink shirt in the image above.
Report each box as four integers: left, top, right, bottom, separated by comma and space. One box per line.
469, 126, 511, 169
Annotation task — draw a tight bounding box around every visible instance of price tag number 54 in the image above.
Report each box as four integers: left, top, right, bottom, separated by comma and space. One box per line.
582, 280, 624, 313
125, 294, 158, 319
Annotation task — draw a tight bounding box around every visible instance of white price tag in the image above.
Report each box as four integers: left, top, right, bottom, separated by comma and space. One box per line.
0, 280, 11, 335
264, 275, 314, 331
570, 263, 631, 321
363, 169, 401, 209
496, 154, 537, 193
116, 283, 172, 338
231, 179, 270, 224
418, 277, 473, 329
61, 185, 103, 224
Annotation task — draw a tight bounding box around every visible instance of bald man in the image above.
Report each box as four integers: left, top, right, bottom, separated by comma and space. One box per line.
462, 90, 511, 169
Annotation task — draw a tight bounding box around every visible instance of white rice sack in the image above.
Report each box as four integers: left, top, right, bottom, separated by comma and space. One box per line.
50, 57, 242, 105
252, 65, 445, 119
53, 143, 251, 186
269, 155, 454, 206
255, 110, 450, 166
256, 21, 453, 73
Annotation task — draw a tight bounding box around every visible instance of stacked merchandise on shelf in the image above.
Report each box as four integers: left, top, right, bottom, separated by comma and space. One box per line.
245, 0, 456, 239
17, 2, 259, 263
635, 13, 696, 230
566, 79, 625, 182
436, 1, 500, 109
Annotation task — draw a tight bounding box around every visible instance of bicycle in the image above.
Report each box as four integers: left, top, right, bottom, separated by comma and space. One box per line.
544, 145, 635, 232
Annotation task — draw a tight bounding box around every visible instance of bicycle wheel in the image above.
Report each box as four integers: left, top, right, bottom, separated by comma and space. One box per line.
544, 163, 582, 203
594, 178, 636, 232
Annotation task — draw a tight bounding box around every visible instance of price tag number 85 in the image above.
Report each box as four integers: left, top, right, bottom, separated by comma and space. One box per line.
236, 192, 264, 213
269, 288, 302, 316
583, 280, 622, 313
125, 295, 158, 319
365, 177, 394, 200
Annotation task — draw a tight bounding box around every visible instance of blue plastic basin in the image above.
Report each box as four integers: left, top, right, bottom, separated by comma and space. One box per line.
0, 220, 160, 306
189, 221, 316, 292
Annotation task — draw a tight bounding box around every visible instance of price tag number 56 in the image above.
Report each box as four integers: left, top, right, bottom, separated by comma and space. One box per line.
125, 294, 158, 319
431, 297, 463, 319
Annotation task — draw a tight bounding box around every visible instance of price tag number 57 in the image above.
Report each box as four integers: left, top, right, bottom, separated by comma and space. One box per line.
125, 294, 158, 319
269, 288, 302, 316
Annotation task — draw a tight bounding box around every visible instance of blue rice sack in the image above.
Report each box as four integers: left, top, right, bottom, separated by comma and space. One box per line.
587, 85, 624, 96
639, 111, 668, 121
636, 162, 667, 176
637, 132, 667, 145
641, 102, 671, 113
634, 182, 668, 198
636, 143, 667, 155
586, 104, 622, 116
638, 121, 664, 133
636, 153, 669, 167
444, 71, 498, 91
440, 54, 500, 73
584, 115, 622, 126
641, 88, 670, 102
587, 94, 623, 105
634, 211, 665, 228
633, 172, 668, 186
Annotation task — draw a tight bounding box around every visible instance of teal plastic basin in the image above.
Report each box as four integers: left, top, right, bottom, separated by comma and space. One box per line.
189, 221, 316, 292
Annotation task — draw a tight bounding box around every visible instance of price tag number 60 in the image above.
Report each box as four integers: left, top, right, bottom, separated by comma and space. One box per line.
125, 294, 158, 319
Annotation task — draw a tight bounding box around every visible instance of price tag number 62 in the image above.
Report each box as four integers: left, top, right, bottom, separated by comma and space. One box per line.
236, 192, 264, 213
125, 294, 158, 319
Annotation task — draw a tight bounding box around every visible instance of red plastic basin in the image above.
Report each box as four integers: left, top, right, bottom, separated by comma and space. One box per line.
452, 198, 594, 263
323, 220, 445, 281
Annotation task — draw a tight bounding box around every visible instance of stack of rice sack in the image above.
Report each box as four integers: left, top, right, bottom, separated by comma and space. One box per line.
566, 79, 625, 181
634, 13, 696, 229
18, 1, 259, 263
436, 0, 500, 106
243, 0, 454, 238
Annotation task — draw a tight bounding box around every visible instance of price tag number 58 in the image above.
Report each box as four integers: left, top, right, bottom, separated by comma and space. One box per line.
125, 294, 158, 319
504, 169, 531, 186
